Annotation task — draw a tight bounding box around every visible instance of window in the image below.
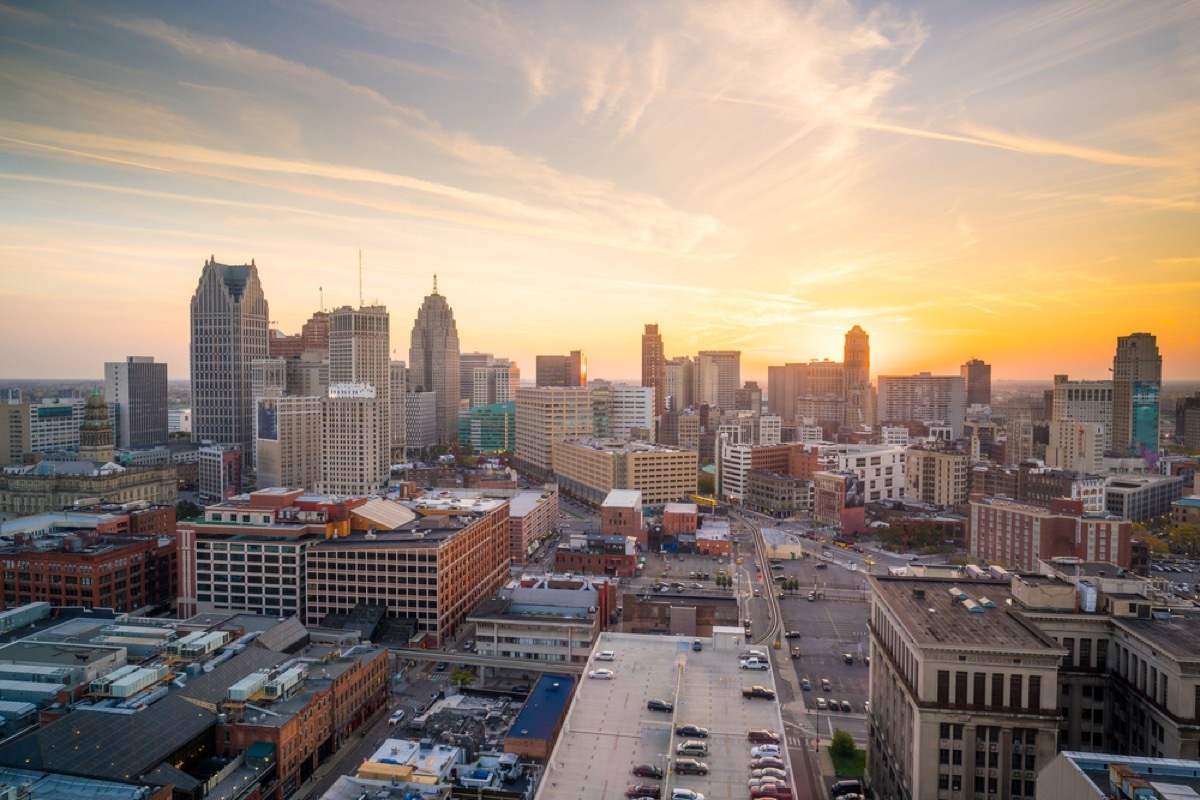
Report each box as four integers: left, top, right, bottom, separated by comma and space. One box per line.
940, 748, 950, 765
956, 671, 968, 704
1028, 676, 1041, 710
1062, 637, 1075, 667
937, 670, 950, 703
993, 673, 1005, 708
1079, 638, 1092, 668
1010, 675, 1023, 708
974, 673, 986, 706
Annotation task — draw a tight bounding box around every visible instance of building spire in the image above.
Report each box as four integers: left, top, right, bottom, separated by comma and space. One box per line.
432, 274, 438, 295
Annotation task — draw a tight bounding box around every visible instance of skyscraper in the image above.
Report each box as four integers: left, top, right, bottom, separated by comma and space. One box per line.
459, 351, 494, 409
641, 324, 665, 417
695, 351, 740, 411
844, 325, 873, 426
190, 257, 270, 464
536, 350, 586, 387
664, 356, 695, 412
961, 358, 992, 407
409, 278, 461, 444
329, 304, 390, 483
1112, 332, 1162, 457
104, 356, 168, 449
318, 383, 385, 495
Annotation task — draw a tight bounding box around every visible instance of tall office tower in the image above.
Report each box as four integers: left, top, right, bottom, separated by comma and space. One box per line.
734, 381, 762, 414
961, 358, 992, 406
695, 350, 740, 411
877, 372, 967, 439
459, 352, 494, 409
390, 360, 407, 458
286, 350, 329, 397
318, 383, 385, 495
408, 280, 461, 444
1112, 332, 1162, 457
844, 325, 873, 426
1046, 421, 1104, 474
1051, 375, 1113, 453
104, 356, 168, 449
641, 324, 666, 417
250, 357, 287, 400
535, 350, 587, 387
664, 356, 695, 412
255, 395, 321, 490
190, 257, 270, 464
807, 359, 844, 397
610, 384, 655, 439
1177, 393, 1200, 449
473, 360, 520, 407
767, 363, 808, 423
77, 388, 115, 463
405, 391, 438, 452
329, 304, 390, 485
514, 386, 593, 479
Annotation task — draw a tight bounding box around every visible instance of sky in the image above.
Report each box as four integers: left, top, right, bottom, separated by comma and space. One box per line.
1, 0, 1198, 385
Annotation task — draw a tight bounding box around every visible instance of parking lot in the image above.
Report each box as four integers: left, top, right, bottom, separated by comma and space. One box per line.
540, 633, 790, 800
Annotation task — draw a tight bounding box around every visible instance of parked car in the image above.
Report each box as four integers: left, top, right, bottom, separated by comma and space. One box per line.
748, 728, 782, 744
673, 758, 709, 776
830, 779, 864, 797
740, 659, 769, 671
749, 777, 787, 790
388, 709, 406, 725
816, 698, 828, 710
671, 790, 705, 800
626, 784, 662, 798
589, 669, 614, 680
752, 767, 787, 780
784, 630, 801, 638
631, 764, 663, 779
750, 785, 793, 799
751, 744, 781, 758
692, 640, 702, 651
676, 724, 709, 738
596, 650, 616, 661
511, 684, 530, 693
800, 678, 811, 691
750, 756, 786, 770
647, 698, 674, 712
841, 700, 853, 712
821, 678, 832, 691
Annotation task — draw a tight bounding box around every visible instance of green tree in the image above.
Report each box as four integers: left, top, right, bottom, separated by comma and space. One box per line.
449, 668, 477, 688
1170, 525, 1200, 557
831, 729, 856, 758
697, 474, 715, 495
176, 500, 202, 520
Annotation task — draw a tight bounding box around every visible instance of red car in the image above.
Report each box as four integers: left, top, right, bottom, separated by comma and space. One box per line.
751, 786, 794, 799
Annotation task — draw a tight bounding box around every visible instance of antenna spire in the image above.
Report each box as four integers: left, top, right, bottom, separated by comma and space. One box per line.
433, 274, 438, 295
319, 286, 324, 312
358, 250, 363, 307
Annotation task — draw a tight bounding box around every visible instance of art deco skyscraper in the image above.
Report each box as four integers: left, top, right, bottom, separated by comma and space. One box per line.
642, 324, 665, 417
844, 325, 872, 427
329, 304, 390, 485
1112, 332, 1162, 457
190, 257, 269, 464
409, 278, 461, 444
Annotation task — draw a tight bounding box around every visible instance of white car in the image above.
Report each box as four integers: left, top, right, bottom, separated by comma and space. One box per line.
751, 744, 781, 758
671, 790, 705, 800
589, 668, 614, 680
740, 659, 769, 671
596, 650, 616, 661
387, 709, 406, 725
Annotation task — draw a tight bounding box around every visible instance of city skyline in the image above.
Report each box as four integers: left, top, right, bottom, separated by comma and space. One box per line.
2, 1, 1198, 382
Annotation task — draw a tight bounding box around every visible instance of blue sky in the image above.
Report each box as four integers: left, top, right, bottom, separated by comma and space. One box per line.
1, 0, 1197, 382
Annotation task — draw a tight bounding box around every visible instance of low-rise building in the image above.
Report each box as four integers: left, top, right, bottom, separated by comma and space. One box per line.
1018, 462, 1106, 514
968, 495, 1132, 571
1172, 496, 1200, 526
1105, 473, 1185, 522
745, 469, 811, 517
469, 576, 615, 664
553, 533, 637, 577
508, 489, 558, 564
552, 438, 697, 507
904, 444, 969, 507
0, 460, 177, 517
662, 502, 698, 536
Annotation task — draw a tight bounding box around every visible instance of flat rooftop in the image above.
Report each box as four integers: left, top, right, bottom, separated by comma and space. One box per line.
871, 576, 1060, 652
509, 491, 552, 516
1118, 615, 1200, 663
602, 490, 642, 509
538, 632, 786, 800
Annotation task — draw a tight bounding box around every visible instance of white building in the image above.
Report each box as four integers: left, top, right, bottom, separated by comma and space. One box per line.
609, 384, 654, 440
831, 444, 906, 504
168, 408, 192, 434
472, 360, 520, 407
881, 425, 910, 448
28, 397, 87, 455
1051, 375, 1113, 454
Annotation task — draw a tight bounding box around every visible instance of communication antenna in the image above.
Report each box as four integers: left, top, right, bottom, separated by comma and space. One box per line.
358, 250, 364, 307
319, 286, 324, 312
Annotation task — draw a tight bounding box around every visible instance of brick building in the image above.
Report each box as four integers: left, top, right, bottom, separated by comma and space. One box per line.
508, 489, 559, 564
0, 532, 177, 612
968, 495, 1132, 571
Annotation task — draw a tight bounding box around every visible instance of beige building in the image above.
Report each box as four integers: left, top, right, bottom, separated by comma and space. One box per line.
514, 386, 593, 479
868, 576, 1064, 800
255, 395, 321, 491
664, 356, 695, 412
905, 444, 969, 507
0, 461, 177, 516
695, 350, 740, 411
318, 384, 385, 496
329, 304, 390, 485
552, 438, 697, 507
1051, 375, 1113, 454
1046, 420, 1104, 474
